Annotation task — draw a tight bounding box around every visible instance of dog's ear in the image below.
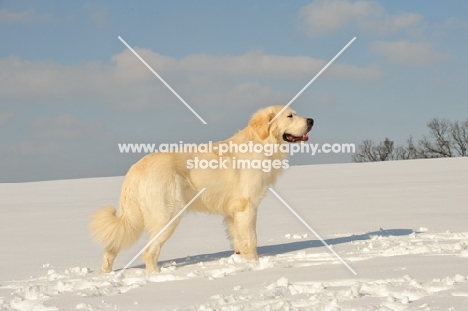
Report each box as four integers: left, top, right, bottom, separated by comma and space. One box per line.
249, 111, 275, 140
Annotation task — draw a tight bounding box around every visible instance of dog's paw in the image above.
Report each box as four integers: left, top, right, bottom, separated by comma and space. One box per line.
100, 268, 112, 274
239, 252, 259, 261
145, 266, 161, 274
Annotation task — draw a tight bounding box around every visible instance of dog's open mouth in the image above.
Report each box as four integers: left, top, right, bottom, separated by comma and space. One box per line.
283, 133, 309, 143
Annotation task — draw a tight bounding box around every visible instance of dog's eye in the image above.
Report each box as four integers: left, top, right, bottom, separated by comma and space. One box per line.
287, 114, 293, 118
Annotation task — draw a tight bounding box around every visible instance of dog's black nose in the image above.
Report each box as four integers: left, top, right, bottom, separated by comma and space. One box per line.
307, 118, 314, 127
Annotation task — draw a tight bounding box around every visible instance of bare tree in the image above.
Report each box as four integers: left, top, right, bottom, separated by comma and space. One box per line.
419, 118, 452, 158
352, 139, 376, 162
450, 119, 468, 156
353, 117, 468, 163
378, 138, 396, 161
419, 118, 468, 158
395, 136, 422, 160
352, 138, 397, 162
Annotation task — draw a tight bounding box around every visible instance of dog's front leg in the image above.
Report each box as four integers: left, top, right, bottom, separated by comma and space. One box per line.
231, 199, 259, 260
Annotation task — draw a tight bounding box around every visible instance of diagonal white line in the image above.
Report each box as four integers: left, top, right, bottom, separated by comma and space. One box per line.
118, 36, 207, 125
117, 188, 206, 277
268, 188, 357, 276
269, 37, 356, 124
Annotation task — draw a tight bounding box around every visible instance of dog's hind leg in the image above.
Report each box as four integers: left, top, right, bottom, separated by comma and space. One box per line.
142, 216, 182, 273
90, 204, 144, 274
101, 248, 117, 273
140, 173, 191, 273
142, 243, 161, 273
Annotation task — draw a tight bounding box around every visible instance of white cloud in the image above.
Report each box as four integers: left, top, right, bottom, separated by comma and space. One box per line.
0, 50, 380, 110
0, 111, 14, 126
82, 3, 108, 26
359, 12, 424, 35
440, 17, 468, 30
0, 7, 51, 23
299, 0, 423, 36
299, 0, 376, 35
370, 40, 449, 66
179, 51, 380, 79
90, 9, 106, 25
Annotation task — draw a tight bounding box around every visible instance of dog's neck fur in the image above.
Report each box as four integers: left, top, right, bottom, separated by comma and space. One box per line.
227, 126, 289, 160
218, 126, 288, 187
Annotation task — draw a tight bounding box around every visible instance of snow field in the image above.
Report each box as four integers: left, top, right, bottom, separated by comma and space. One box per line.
1, 157, 467, 310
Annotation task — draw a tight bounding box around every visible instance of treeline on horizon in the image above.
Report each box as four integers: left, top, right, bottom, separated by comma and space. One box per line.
353, 118, 468, 162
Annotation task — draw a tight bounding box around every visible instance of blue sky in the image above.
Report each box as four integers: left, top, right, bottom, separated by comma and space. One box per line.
1, 0, 467, 182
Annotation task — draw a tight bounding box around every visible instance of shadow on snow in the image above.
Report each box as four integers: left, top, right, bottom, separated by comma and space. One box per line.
127, 228, 413, 271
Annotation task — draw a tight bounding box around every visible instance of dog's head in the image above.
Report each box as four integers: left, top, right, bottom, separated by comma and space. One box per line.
249, 105, 313, 143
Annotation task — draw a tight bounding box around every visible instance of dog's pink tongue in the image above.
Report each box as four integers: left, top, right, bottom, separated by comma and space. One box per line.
302, 133, 309, 141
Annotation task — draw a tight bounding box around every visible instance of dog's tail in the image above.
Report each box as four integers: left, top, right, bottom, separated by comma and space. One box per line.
89, 205, 144, 252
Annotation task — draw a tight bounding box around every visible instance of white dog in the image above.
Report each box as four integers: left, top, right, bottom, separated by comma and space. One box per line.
90, 105, 313, 273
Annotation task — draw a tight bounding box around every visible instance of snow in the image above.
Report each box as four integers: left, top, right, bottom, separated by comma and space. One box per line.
1, 157, 467, 310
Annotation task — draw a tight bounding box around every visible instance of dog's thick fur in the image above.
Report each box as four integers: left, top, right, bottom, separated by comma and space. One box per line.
90, 106, 313, 273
